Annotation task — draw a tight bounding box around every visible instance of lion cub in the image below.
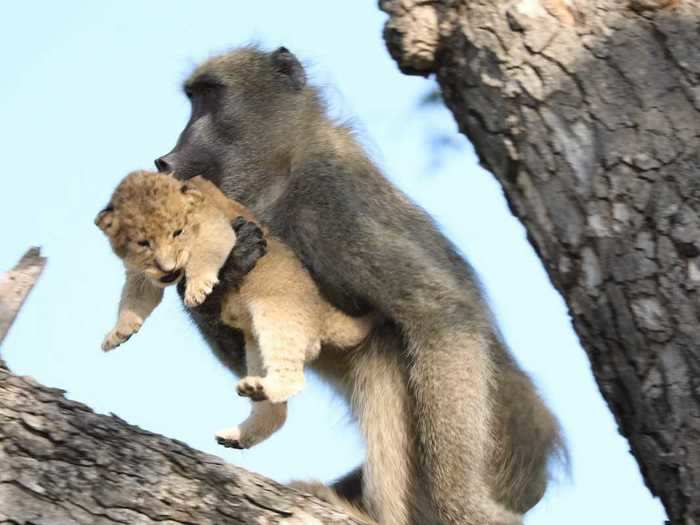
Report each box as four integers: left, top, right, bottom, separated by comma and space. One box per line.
96, 170, 374, 449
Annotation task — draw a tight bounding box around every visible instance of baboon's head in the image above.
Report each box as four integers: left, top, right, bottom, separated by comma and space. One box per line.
155, 46, 322, 202
95, 170, 203, 287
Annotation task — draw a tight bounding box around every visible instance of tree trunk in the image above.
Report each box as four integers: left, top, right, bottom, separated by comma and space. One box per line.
380, 0, 699, 522
0, 251, 365, 524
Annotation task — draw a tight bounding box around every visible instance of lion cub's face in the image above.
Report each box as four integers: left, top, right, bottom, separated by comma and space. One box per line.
96, 170, 203, 287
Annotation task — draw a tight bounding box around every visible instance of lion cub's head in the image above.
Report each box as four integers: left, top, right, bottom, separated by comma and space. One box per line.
96, 170, 204, 287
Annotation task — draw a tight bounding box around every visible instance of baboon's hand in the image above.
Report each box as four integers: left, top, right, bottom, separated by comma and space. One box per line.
218, 217, 267, 287
232, 217, 268, 275
101, 314, 143, 351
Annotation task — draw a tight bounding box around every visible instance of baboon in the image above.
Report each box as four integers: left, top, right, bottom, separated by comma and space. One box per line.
155, 45, 564, 525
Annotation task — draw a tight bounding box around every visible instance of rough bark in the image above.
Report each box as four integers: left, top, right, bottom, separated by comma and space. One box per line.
0, 359, 366, 524
0, 247, 46, 346
0, 250, 363, 524
380, 0, 699, 523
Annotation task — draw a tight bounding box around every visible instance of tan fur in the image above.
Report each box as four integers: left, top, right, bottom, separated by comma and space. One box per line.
97, 170, 375, 448
100, 270, 163, 350
96, 170, 235, 301
197, 176, 376, 448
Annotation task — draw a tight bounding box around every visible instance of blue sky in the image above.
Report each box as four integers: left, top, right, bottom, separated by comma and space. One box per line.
0, 2, 665, 523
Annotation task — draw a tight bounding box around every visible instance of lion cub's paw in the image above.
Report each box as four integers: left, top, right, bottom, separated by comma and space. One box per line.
215, 426, 267, 450
184, 274, 219, 307
236, 375, 304, 404
215, 427, 246, 449
101, 316, 143, 352
236, 376, 268, 401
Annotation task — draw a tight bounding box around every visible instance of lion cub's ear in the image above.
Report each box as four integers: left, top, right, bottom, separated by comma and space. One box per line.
95, 204, 120, 237
180, 183, 205, 206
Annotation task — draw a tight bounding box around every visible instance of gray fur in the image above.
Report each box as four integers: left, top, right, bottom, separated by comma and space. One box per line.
157, 45, 564, 525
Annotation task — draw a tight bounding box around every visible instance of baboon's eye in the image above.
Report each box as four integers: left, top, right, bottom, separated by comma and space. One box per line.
137, 239, 150, 247
173, 229, 183, 238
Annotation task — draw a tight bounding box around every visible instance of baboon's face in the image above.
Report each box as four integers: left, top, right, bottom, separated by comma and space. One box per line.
155, 77, 226, 185
155, 47, 307, 201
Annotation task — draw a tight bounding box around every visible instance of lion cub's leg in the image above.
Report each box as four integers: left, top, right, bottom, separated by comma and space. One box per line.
184, 212, 236, 307
216, 344, 287, 449
236, 298, 317, 404
102, 271, 163, 351
322, 306, 376, 348
216, 400, 287, 449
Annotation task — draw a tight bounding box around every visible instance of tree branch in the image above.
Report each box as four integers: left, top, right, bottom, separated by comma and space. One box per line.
0, 359, 366, 524
0, 249, 365, 524
0, 247, 46, 346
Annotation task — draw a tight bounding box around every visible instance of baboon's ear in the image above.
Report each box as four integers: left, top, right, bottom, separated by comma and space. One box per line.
270, 46, 306, 90
95, 204, 119, 236
181, 183, 204, 205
